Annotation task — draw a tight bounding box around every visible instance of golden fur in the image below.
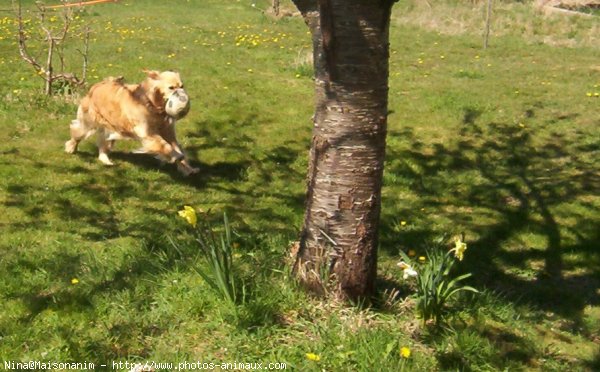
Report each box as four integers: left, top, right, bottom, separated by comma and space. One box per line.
65, 70, 198, 176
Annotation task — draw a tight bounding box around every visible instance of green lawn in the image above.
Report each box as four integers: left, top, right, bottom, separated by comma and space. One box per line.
0, 0, 598, 370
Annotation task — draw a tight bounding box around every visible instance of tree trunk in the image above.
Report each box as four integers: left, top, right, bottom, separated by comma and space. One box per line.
292, 0, 394, 301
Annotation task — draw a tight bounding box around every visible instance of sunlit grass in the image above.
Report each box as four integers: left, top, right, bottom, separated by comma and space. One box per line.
0, 0, 598, 369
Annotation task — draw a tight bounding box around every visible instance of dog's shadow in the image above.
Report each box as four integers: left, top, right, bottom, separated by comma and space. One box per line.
86, 151, 250, 189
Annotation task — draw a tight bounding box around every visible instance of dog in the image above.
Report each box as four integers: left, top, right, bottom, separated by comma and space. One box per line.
65, 70, 199, 176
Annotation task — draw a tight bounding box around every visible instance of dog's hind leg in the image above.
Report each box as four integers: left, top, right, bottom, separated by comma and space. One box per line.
65, 106, 95, 153
97, 128, 114, 166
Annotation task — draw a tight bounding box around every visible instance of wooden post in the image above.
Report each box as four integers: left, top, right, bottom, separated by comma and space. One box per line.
484, 0, 493, 49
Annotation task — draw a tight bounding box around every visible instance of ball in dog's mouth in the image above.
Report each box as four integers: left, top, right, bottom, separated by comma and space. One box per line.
165, 89, 190, 119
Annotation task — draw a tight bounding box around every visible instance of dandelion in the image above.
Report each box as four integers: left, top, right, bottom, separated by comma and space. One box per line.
71, 278, 79, 284
586, 92, 592, 97
400, 346, 411, 359
451, 237, 467, 261
305, 353, 320, 362
397, 261, 418, 279
400, 220, 407, 226
418, 256, 426, 263
178, 205, 197, 227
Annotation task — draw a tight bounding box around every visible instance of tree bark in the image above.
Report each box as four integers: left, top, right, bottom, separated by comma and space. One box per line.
292, 0, 394, 301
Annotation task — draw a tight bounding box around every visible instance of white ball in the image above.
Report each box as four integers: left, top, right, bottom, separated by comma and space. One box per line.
166, 89, 190, 119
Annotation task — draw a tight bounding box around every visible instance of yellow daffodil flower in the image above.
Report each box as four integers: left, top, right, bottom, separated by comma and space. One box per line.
397, 261, 418, 279
178, 205, 197, 227
451, 237, 467, 261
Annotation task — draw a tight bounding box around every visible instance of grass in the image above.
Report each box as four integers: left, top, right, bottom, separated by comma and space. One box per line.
1, 0, 599, 370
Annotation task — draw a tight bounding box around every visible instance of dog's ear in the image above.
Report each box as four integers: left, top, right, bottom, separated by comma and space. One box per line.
152, 87, 166, 113
143, 69, 161, 80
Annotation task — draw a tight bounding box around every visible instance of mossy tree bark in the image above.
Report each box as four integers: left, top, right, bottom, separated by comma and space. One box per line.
291, 0, 396, 301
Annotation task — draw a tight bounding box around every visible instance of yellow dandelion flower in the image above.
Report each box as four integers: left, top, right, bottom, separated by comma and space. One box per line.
400, 346, 411, 358
400, 220, 407, 226
71, 278, 79, 284
306, 353, 320, 362
418, 256, 426, 263
178, 206, 197, 227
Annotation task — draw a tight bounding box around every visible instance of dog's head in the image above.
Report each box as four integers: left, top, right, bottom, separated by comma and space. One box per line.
142, 70, 190, 119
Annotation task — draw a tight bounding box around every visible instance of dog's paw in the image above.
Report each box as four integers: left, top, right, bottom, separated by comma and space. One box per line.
177, 162, 199, 176
65, 140, 78, 154
132, 147, 148, 154
98, 153, 114, 166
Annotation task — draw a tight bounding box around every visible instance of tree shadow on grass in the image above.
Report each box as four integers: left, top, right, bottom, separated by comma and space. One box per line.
380, 106, 599, 334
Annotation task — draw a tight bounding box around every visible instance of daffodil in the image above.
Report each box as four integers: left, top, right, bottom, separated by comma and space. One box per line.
451, 237, 467, 261
400, 346, 411, 358
397, 261, 418, 279
178, 205, 197, 227
306, 353, 320, 362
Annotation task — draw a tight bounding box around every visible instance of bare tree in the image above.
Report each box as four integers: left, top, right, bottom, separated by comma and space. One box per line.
291, 0, 396, 301
13, 0, 89, 95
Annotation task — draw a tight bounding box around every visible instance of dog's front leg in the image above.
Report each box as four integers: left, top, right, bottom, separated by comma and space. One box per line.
140, 135, 182, 164
160, 122, 199, 176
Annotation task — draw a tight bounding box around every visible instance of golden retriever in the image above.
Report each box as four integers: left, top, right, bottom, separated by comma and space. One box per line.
65, 70, 198, 176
